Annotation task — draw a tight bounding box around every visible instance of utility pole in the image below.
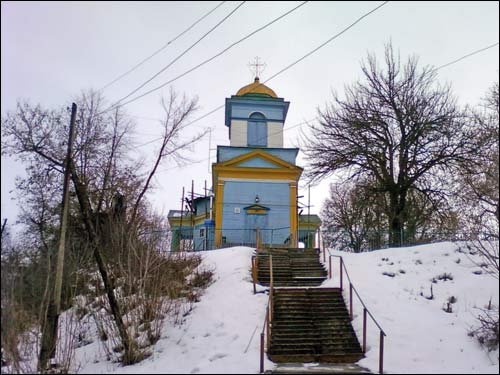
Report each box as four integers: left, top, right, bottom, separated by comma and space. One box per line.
1, 218, 7, 238
39, 102, 77, 372
180, 187, 185, 252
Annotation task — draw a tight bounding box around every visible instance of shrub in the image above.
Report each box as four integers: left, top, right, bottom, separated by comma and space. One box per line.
468, 303, 499, 352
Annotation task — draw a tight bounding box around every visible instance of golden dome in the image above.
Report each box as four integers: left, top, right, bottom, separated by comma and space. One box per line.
235, 77, 277, 98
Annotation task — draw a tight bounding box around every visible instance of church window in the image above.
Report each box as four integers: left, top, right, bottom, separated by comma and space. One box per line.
247, 112, 267, 147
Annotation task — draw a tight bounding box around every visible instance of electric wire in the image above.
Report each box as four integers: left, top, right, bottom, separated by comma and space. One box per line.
98, 1, 227, 92
434, 42, 499, 71
103, 1, 246, 113
132, 1, 388, 149
98, 1, 309, 115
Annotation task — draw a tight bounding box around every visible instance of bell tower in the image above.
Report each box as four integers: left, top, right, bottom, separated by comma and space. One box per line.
224, 77, 289, 148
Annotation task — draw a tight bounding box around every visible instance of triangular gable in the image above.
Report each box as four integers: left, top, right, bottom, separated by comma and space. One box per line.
237, 155, 280, 169
215, 149, 301, 171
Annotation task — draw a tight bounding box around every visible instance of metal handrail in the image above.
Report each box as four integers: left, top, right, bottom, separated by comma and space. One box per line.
259, 302, 270, 374
258, 254, 274, 374
325, 249, 387, 374
331, 254, 386, 335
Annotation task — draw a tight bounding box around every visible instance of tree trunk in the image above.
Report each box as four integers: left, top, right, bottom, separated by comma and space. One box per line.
68, 161, 135, 363
389, 190, 407, 247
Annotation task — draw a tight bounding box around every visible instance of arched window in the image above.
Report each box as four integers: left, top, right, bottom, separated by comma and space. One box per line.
247, 112, 267, 147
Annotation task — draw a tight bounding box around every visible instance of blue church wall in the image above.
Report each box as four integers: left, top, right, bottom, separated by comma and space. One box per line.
221, 181, 290, 245
217, 146, 299, 165
225, 97, 290, 126
231, 103, 284, 122
194, 197, 210, 216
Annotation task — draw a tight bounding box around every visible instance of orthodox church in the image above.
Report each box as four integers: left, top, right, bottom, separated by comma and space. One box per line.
168, 73, 321, 250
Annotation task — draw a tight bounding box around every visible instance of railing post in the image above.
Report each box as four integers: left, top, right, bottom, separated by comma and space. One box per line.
340, 257, 343, 291
252, 256, 257, 294
379, 331, 385, 374
266, 305, 271, 351
269, 255, 273, 322
328, 255, 332, 279
363, 308, 367, 353
349, 283, 353, 320
260, 332, 264, 374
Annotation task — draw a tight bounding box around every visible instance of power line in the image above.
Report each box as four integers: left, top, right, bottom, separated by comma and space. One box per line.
103, 1, 246, 113
132, 41, 500, 150
154, 117, 317, 173
131, 3, 497, 158
434, 42, 499, 71
99, 1, 309, 115
136, 1, 388, 139
263, 1, 389, 84
133, 1, 388, 150
98, 1, 227, 92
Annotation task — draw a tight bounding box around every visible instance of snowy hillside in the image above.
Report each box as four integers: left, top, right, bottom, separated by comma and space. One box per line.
325, 242, 499, 374
77, 247, 272, 374
74, 243, 498, 374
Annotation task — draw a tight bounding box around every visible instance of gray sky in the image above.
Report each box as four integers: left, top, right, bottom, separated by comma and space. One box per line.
1, 1, 499, 236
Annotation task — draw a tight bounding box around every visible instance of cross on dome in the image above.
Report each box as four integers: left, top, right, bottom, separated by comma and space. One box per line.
248, 56, 267, 80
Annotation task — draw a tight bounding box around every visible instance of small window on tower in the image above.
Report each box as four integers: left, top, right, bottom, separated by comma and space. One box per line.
200, 228, 206, 238
247, 112, 267, 147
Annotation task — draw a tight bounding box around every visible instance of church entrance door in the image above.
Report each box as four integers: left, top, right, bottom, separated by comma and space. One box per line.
245, 213, 268, 245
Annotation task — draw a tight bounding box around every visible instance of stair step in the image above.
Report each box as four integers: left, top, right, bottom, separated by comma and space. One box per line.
271, 363, 371, 374
268, 353, 364, 364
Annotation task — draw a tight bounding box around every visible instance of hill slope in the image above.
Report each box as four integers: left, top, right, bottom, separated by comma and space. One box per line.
324, 242, 499, 374
75, 243, 498, 374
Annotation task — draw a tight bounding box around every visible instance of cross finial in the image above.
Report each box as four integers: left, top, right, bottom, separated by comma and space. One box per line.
248, 56, 266, 80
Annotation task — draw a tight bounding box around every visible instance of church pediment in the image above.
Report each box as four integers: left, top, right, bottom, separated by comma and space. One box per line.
215, 149, 301, 171
237, 155, 280, 169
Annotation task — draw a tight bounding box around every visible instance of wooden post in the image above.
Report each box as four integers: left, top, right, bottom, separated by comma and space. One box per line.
363, 308, 367, 353
180, 187, 185, 252
379, 332, 385, 374
0, 218, 7, 237
191, 180, 194, 250
39, 102, 77, 371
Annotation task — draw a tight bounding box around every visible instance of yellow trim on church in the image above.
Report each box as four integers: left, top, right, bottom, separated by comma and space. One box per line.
214, 181, 225, 247
216, 149, 300, 170
246, 208, 268, 215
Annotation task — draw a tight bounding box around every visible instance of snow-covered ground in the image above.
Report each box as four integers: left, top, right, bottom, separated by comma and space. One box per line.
324, 242, 499, 374
77, 246, 272, 374
74, 243, 499, 374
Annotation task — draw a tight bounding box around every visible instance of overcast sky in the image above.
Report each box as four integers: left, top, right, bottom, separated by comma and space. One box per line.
1, 1, 499, 236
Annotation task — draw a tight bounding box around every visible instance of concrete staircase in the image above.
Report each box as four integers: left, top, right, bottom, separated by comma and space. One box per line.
254, 247, 364, 368
256, 248, 327, 287
269, 288, 364, 364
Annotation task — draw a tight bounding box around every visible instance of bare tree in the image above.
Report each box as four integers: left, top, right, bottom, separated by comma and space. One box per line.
321, 179, 386, 252
458, 82, 499, 278
304, 43, 472, 246
1, 87, 204, 368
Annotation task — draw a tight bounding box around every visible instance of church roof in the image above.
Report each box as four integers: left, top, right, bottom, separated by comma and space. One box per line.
235, 77, 277, 98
